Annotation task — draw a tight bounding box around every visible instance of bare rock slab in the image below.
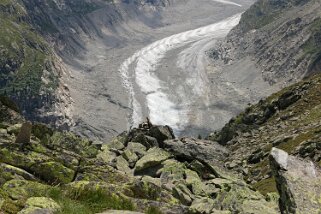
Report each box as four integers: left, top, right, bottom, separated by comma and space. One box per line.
270, 147, 321, 214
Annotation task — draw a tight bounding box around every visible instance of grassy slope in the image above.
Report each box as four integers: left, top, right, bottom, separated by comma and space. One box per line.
209, 72, 321, 195
0, 0, 58, 117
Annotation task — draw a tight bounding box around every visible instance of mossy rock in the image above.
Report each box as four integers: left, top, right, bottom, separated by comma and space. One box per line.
47, 132, 99, 158
189, 197, 215, 214
134, 148, 171, 174
127, 142, 147, 158
2, 179, 50, 200
0, 146, 52, 170
212, 183, 278, 213
18, 197, 61, 214
0, 163, 36, 185
184, 169, 207, 196
7, 123, 22, 135
31, 161, 75, 184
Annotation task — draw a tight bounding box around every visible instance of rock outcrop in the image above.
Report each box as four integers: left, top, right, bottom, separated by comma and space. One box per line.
210, 0, 321, 85
270, 148, 321, 214
0, 99, 279, 214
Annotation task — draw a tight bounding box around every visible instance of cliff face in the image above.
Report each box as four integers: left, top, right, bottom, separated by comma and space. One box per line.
210, 0, 321, 85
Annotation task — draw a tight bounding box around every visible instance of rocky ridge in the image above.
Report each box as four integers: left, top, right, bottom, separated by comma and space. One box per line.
208, 70, 321, 204
209, 0, 321, 86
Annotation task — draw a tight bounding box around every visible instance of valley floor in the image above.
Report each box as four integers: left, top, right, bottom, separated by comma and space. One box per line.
64, 0, 274, 141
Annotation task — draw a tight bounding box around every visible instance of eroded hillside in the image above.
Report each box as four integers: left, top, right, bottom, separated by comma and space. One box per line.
210, 0, 321, 85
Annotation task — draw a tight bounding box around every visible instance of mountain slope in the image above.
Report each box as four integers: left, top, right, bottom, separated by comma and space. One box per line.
209, 71, 321, 196
210, 0, 321, 85
0, 1, 62, 123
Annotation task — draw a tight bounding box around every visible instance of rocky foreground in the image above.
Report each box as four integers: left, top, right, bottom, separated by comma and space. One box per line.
1, 73, 321, 214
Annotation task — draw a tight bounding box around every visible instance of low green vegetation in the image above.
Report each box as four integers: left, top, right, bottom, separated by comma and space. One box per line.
0, 0, 58, 115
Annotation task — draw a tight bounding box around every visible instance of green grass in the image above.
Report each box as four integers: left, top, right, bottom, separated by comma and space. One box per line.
48, 187, 135, 214
1, 185, 136, 214
146, 206, 163, 214
253, 177, 277, 196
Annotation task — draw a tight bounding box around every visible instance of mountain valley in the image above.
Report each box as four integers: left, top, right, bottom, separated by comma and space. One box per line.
0, 0, 321, 213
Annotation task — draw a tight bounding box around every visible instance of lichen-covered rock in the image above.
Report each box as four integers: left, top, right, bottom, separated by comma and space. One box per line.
122, 149, 139, 167
189, 197, 215, 214
18, 197, 61, 214
270, 147, 321, 214
209, 177, 278, 213
108, 136, 126, 150
163, 138, 228, 167
115, 156, 132, 174
148, 125, 175, 146
0, 163, 36, 185
0, 148, 75, 183
129, 179, 164, 201
127, 142, 147, 158
97, 144, 117, 164
134, 148, 171, 174
31, 161, 75, 184
172, 183, 194, 206
2, 180, 49, 200
131, 133, 159, 149
141, 176, 161, 188
184, 169, 207, 196
159, 159, 186, 185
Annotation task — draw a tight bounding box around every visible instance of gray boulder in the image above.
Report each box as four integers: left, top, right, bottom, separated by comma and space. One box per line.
270, 147, 321, 214
163, 138, 229, 167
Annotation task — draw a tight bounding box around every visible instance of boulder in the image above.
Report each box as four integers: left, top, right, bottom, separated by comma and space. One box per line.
0, 163, 36, 185
270, 147, 321, 214
2, 180, 49, 200
115, 156, 132, 174
185, 169, 207, 196
131, 133, 158, 149
15, 122, 32, 147
127, 142, 147, 158
188, 160, 216, 180
108, 136, 126, 150
122, 149, 139, 167
159, 159, 186, 184
148, 125, 175, 146
31, 161, 75, 184
163, 138, 228, 166
172, 183, 194, 206
18, 197, 61, 214
189, 197, 215, 214
97, 145, 117, 164
134, 148, 171, 174
0, 147, 74, 184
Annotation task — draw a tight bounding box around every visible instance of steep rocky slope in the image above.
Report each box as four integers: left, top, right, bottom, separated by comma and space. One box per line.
0, 0, 175, 138
209, 71, 321, 199
210, 0, 321, 85
0, 0, 72, 127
